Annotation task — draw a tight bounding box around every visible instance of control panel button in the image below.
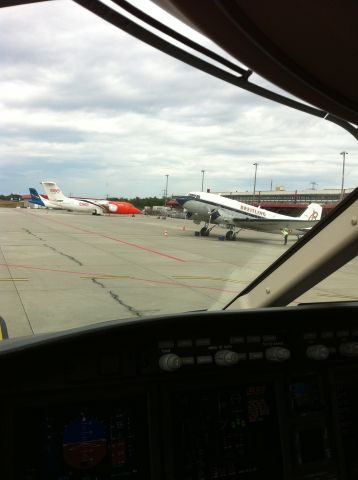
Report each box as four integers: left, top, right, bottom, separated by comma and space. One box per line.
247, 335, 261, 343
321, 331, 334, 339
159, 354, 182, 372
177, 339, 193, 348
339, 342, 358, 357
306, 345, 329, 360
197, 355, 213, 365
303, 332, 317, 340
263, 335, 277, 343
158, 340, 174, 349
215, 350, 239, 366
337, 330, 350, 338
195, 338, 210, 346
230, 336, 245, 344
265, 346, 291, 362
248, 351, 264, 360
181, 356, 195, 365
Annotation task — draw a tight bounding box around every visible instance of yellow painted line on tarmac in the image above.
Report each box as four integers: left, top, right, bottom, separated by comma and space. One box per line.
172, 275, 247, 284
0, 317, 9, 340
315, 292, 358, 300
0, 278, 28, 281
80, 275, 130, 280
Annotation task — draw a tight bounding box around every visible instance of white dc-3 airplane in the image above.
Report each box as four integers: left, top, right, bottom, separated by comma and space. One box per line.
176, 191, 323, 241
33, 181, 140, 215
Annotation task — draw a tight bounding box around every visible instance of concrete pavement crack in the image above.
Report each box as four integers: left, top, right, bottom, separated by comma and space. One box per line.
44, 244, 83, 266
23, 228, 83, 266
91, 278, 142, 317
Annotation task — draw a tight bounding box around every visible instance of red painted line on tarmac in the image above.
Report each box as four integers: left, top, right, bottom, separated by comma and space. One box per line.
100, 233, 186, 263
24, 211, 186, 263
0, 263, 236, 294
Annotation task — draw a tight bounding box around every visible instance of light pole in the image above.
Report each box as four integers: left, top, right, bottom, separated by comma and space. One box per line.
165, 174, 169, 204
253, 163, 259, 202
340, 151, 348, 200
201, 170, 205, 192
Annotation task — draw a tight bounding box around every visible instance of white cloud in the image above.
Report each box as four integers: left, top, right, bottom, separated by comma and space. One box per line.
0, 0, 356, 197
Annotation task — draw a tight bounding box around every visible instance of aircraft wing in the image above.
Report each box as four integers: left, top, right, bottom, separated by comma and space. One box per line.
229, 218, 320, 235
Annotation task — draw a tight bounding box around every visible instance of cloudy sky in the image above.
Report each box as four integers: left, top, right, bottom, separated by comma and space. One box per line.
1, 0, 357, 198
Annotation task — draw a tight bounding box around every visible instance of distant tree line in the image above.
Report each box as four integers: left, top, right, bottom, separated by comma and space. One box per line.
0, 194, 22, 201
108, 196, 166, 209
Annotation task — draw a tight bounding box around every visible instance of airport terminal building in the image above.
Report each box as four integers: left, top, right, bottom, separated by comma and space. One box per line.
214, 188, 354, 216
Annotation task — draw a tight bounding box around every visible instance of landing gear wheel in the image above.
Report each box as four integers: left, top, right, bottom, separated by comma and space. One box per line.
226, 230, 234, 241
200, 227, 209, 236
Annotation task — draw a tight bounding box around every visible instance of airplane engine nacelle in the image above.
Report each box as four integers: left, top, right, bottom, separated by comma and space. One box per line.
108, 203, 119, 213
210, 209, 223, 221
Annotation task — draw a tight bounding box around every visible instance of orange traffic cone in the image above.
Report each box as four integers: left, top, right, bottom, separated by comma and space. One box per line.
182, 225, 186, 231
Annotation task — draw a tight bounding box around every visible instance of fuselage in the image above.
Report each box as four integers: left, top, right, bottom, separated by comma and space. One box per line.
40, 182, 141, 215
176, 191, 321, 236
47, 197, 141, 215
46, 197, 103, 214
177, 192, 294, 221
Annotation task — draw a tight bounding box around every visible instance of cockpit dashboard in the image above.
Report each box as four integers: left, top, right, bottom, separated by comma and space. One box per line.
1, 302, 357, 479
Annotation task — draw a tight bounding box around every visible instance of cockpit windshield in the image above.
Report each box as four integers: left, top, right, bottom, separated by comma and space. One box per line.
0, 0, 357, 340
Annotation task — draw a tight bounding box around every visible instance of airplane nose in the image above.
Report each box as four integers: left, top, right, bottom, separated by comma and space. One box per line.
175, 196, 190, 206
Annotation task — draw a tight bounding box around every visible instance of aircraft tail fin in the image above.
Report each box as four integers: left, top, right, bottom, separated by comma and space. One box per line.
29, 188, 45, 206
41, 181, 66, 201
300, 203, 323, 221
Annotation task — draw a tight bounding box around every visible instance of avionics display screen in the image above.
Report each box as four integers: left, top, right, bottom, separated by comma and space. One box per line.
171, 381, 282, 480
289, 374, 323, 414
15, 398, 148, 479
335, 370, 358, 480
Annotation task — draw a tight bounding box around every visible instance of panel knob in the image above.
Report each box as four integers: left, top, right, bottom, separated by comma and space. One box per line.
339, 342, 358, 357
265, 346, 291, 362
306, 344, 329, 360
159, 353, 182, 372
215, 350, 239, 366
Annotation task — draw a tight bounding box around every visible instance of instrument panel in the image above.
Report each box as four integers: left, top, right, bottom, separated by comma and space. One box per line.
0, 302, 357, 479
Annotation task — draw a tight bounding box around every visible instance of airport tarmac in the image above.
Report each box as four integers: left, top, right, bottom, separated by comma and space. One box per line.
0, 208, 356, 339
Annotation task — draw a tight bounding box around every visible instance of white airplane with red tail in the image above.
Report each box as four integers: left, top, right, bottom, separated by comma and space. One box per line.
40, 181, 141, 216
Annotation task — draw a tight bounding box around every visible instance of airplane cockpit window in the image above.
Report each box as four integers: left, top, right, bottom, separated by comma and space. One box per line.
292, 259, 358, 305
0, 1, 357, 479
0, 1, 356, 336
